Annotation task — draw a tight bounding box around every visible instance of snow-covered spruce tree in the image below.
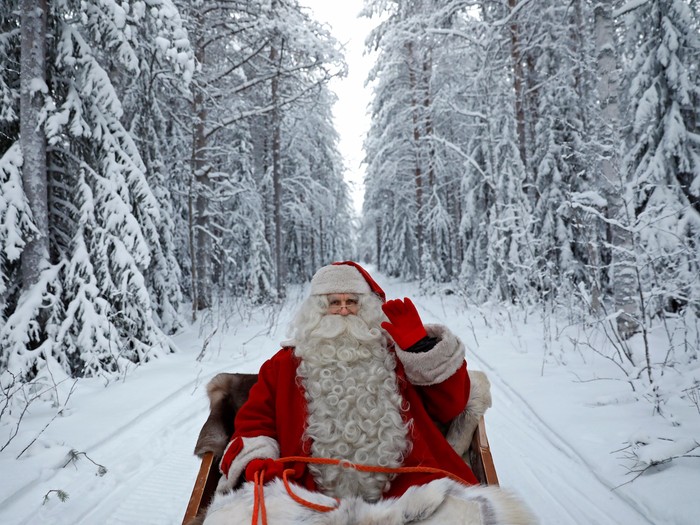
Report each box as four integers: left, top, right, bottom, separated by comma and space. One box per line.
0, 0, 192, 380
411, 3, 475, 288
178, 0, 345, 306
121, 2, 193, 335
438, 1, 533, 303
1, 1, 37, 315
165, 0, 280, 312
207, 130, 276, 305
620, 0, 700, 322
411, 5, 487, 287
362, 0, 539, 297
362, 0, 428, 280
0, 144, 35, 317
363, 0, 472, 284
0, 0, 56, 379
526, 1, 602, 304
281, 87, 354, 283
259, 0, 347, 293
614, 0, 700, 395
235, 171, 276, 304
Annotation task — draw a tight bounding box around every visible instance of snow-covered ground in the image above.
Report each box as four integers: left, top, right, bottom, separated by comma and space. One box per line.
2, 270, 698, 524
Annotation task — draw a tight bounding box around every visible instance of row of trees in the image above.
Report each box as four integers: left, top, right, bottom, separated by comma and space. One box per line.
359, 0, 700, 405
360, 0, 699, 332
0, 0, 353, 381
2, 0, 698, 392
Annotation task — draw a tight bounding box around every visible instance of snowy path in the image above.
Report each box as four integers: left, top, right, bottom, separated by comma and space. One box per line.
476, 357, 653, 525
3, 368, 206, 524
1, 351, 242, 525
414, 298, 655, 525
3, 287, 690, 524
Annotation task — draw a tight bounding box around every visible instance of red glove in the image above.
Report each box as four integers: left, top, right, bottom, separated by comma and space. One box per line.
244, 458, 305, 483
381, 297, 428, 350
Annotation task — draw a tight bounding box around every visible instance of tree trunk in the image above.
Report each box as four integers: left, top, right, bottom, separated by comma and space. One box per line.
508, 0, 527, 168
317, 215, 323, 270
192, 14, 211, 311
406, 41, 424, 280
422, 53, 435, 191
19, 0, 49, 290
376, 217, 382, 273
594, 3, 639, 337
270, 41, 284, 297
422, 52, 438, 259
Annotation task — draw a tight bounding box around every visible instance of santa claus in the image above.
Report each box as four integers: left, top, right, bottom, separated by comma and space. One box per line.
202, 262, 536, 525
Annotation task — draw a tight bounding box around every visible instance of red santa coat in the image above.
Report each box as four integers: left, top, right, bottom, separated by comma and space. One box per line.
220, 324, 479, 498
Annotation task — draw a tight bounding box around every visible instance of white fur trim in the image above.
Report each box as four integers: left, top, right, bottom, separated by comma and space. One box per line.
310, 264, 371, 296
395, 324, 465, 385
205, 479, 337, 525
446, 370, 492, 458
204, 477, 538, 525
215, 435, 280, 494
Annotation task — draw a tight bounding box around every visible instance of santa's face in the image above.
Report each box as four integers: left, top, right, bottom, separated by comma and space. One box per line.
326, 293, 360, 316
288, 293, 387, 351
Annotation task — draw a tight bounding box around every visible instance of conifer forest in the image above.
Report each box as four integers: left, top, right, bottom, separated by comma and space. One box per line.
1, 0, 699, 412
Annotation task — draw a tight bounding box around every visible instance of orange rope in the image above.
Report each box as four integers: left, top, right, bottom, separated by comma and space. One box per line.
251, 470, 267, 524
281, 468, 339, 513
280, 455, 473, 486
249, 456, 472, 525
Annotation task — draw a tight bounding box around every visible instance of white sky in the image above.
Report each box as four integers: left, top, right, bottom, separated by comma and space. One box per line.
300, 0, 377, 214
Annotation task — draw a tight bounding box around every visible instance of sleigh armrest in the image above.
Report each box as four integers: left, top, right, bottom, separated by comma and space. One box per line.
470, 416, 499, 485
182, 452, 216, 525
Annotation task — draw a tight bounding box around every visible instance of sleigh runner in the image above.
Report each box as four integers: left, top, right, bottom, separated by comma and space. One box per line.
182, 370, 499, 525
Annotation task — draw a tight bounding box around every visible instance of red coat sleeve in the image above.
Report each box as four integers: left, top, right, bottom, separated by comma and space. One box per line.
232, 354, 280, 439
414, 361, 470, 423
394, 324, 470, 423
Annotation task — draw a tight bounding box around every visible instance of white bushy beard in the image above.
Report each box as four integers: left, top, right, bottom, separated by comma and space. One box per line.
290, 295, 411, 502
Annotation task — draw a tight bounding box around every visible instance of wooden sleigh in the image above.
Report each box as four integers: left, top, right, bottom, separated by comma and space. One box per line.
182, 372, 498, 525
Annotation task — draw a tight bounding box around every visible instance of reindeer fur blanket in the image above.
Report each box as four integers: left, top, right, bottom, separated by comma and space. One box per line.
204, 477, 537, 525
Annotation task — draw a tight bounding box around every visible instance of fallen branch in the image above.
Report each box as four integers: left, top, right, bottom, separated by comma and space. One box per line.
62, 449, 108, 476
613, 438, 700, 489
43, 489, 69, 505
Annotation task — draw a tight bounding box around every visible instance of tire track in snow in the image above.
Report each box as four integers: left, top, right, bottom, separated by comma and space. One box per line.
74, 400, 205, 525
468, 349, 654, 525
6, 356, 258, 525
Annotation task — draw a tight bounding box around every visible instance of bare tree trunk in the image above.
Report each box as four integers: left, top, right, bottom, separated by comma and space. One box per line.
422, 51, 439, 259
594, 3, 639, 337
187, 172, 197, 320
406, 41, 424, 280
376, 218, 382, 273
422, 53, 435, 192
508, 0, 527, 168
317, 215, 323, 270
191, 12, 211, 311
508, 0, 527, 166
270, 41, 285, 298
20, 0, 49, 291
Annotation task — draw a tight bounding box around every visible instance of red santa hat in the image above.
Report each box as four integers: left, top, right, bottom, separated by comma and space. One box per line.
309, 261, 386, 303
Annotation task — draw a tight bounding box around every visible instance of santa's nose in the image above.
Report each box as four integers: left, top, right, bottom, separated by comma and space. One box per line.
337, 306, 353, 316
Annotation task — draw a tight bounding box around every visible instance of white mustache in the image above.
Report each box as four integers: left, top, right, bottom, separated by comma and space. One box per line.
309, 314, 381, 343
